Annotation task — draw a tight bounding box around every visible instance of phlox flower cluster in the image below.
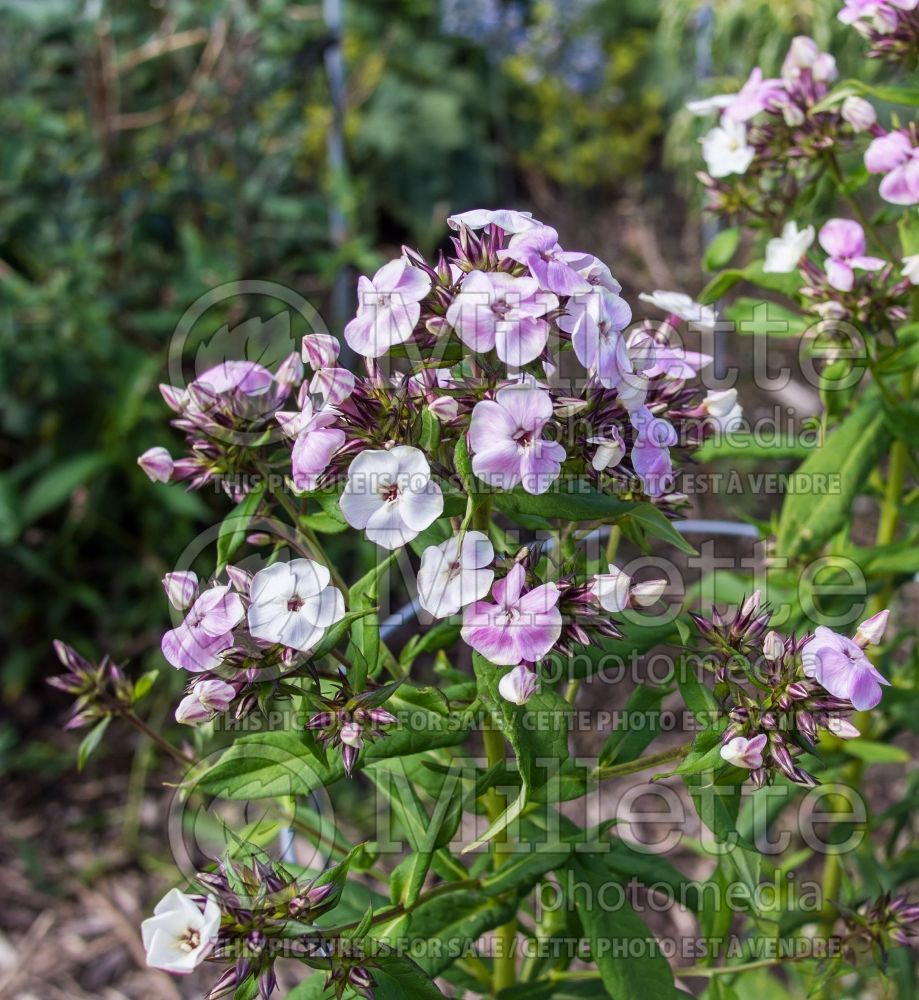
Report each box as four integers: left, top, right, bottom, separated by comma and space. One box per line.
690, 34, 919, 218
692, 596, 891, 787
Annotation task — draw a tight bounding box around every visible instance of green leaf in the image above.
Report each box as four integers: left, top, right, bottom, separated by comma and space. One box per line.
811, 78, 919, 114
695, 433, 817, 462
285, 973, 329, 999
481, 845, 571, 896
699, 260, 802, 305
286, 973, 329, 999
21, 452, 110, 526
599, 683, 671, 767
216, 483, 267, 571
703, 227, 741, 271
494, 479, 634, 523
776, 397, 891, 558
569, 857, 679, 999
374, 891, 516, 977
371, 947, 448, 998
725, 297, 809, 338
197, 713, 471, 799
309, 607, 377, 661
77, 716, 111, 770
625, 503, 696, 555
472, 653, 570, 793
842, 740, 910, 764
348, 552, 398, 687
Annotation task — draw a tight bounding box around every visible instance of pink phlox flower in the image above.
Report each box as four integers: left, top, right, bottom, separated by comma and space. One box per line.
724, 68, 787, 122
818, 219, 885, 291
344, 258, 432, 357
446, 270, 558, 366
468, 382, 566, 495
162, 584, 244, 672
802, 625, 890, 710
497, 225, 592, 296
461, 563, 562, 666
865, 130, 919, 206
558, 289, 633, 388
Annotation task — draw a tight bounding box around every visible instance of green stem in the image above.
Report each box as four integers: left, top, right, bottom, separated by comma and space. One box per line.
121, 710, 194, 767
604, 524, 621, 566
552, 953, 812, 982
482, 720, 517, 992
824, 152, 895, 260
593, 742, 692, 780
326, 878, 482, 935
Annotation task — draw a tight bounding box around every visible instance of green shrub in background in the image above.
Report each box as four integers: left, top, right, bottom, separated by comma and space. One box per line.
0, 0, 669, 701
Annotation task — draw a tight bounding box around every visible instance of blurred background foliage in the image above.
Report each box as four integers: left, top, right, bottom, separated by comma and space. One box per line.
1, 0, 846, 712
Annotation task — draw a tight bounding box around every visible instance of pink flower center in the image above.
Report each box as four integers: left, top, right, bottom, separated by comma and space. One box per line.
287, 596, 304, 612
381, 483, 400, 503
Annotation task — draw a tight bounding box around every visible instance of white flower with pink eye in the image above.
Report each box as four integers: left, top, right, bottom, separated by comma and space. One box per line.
417, 530, 495, 619
720, 734, 767, 769
141, 888, 221, 974
558, 288, 633, 388
247, 559, 345, 652
343, 258, 431, 358
498, 664, 541, 705
461, 563, 562, 666
340, 445, 444, 549
468, 382, 566, 495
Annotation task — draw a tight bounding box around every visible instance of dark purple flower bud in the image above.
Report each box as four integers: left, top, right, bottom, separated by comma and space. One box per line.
341, 743, 360, 777
206, 967, 239, 999
367, 708, 398, 726
53, 640, 91, 673
259, 969, 278, 999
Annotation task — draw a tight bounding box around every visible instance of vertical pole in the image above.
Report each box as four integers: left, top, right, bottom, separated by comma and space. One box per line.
695, 5, 727, 380
323, 0, 350, 338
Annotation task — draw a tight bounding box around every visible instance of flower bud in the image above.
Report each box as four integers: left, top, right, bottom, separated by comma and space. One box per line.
339, 721, 364, 749
498, 665, 540, 705
53, 639, 91, 672
163, 571, 198, 610
302, 333, 340, 369
589, 428, 625, 471
825, 716, 860, 740
311, 365, 355, 406
428, 395, 459, 422
630, 579, 667, 607
275, 352, 304, 390
175, 679, 235, 725
762, 630, 784, 662
854, 609, 888, 648
841, 96, 876, 132
741, 591, 762, 618
137, 446, 174, 483
225, 564, 253, 593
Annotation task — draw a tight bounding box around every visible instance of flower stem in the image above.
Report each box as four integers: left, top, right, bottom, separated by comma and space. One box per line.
482, 720, 517, 992
121, 710, 195, 767
593, 742, 692, 780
